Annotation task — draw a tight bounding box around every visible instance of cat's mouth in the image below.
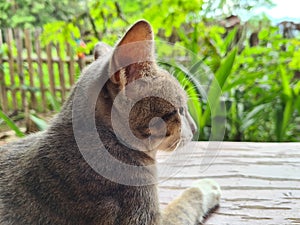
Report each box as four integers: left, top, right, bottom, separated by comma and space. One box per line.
160, 133, 194, 152
169, 139, 181, 151
165, 136, 192, 151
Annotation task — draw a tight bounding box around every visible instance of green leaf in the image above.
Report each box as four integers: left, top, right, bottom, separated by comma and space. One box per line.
215, 47, 238, 87
46, 93, 61, 112
241, 104, 268, 131
0, 110, 25, 137
280, 65, 292, 98
281, 100, 293, 141
29, 115, 48, 131
222, 27, 238, 54
294, 81, 300, 95
201, 47, 237, 127
296, 96, 300, 115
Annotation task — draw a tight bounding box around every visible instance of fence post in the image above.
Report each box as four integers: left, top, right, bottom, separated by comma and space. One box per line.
67, 43, 75, 86
56, 43, 66, 102
34, 29, 47, 111
0, 27, 92, 112
0, 29, 8, 112
14, 29, 26, 109
46, 44, 56, 98
5, 29, 18, 110
24, 29, 37, 109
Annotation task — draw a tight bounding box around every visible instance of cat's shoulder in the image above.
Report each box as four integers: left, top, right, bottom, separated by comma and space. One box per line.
0, 132, 43, 158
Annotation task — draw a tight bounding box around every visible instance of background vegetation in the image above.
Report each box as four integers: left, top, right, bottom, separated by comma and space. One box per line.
0, 0, 299, 142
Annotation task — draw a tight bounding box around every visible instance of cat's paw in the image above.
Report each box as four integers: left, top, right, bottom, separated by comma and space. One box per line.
192, 179, 221, 214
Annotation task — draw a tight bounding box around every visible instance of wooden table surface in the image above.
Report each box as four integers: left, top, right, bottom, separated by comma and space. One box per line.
157, 142, 300, 225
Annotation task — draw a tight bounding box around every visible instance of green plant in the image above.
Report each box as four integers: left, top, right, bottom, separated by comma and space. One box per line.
224, 26, 300, 141
29, 114, 48, 131
0, 0, 85, 28
0, 110, 25, 137
3, 0, 300, 142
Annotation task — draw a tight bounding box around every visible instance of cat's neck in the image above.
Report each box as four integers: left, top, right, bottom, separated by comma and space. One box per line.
45, 114, 156, 166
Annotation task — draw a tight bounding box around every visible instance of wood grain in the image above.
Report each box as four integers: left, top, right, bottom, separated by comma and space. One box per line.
157, 142, 300, 225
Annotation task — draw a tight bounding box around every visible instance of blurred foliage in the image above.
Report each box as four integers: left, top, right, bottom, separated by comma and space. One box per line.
1, 0, 300, 142
0, 0, 85, 28
225, 27, 300, 141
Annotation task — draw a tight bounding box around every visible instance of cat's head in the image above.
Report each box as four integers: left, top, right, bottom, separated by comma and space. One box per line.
83, 20, 197, 155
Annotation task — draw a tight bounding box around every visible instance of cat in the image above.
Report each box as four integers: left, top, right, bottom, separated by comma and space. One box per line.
0, 20, 220, 225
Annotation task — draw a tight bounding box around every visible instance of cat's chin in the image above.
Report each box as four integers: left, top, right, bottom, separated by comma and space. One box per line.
177, 137, 192, 148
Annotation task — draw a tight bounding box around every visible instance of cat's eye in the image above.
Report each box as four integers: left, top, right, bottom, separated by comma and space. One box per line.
162, 110, 177, 121
179, 107, 184, 115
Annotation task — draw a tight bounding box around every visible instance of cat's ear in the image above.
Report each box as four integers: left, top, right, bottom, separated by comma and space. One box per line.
110, 20, 155, 87
94, 42, 112, 60
117, 20, 154, 46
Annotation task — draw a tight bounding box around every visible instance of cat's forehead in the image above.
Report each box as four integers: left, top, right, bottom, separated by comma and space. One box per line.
123, 66, 187, 108
153, 68, 188, 106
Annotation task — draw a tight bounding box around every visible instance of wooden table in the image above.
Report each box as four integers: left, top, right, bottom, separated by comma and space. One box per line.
157, 142, 300, 225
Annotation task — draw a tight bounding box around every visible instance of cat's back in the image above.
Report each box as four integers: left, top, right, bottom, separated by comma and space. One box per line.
0, 133, 43, 224
0, 133, 42, 165
0, 132, 43, 191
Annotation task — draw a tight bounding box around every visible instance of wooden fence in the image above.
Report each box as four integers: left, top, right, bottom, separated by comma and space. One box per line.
0, 28, 93, 113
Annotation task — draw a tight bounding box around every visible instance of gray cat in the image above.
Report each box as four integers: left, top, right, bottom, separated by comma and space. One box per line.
0, 20, 220, 225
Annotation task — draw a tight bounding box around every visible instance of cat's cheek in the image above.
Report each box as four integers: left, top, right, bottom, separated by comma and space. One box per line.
156, 134, 181, 152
